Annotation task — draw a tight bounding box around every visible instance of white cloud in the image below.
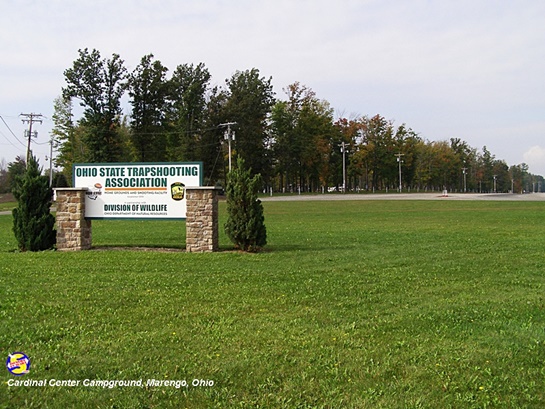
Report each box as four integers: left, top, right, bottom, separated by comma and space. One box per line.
524, 146, 545, 176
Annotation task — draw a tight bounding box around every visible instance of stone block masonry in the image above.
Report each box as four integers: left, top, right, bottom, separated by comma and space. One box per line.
53, 186, 220, 252
54, 188, 92, 251
185, 187, 221, 252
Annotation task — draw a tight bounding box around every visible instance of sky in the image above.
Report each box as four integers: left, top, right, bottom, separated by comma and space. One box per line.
1, 0, 544, 176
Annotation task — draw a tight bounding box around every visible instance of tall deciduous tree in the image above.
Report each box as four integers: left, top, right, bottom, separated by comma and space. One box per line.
271, 82, 336, 192
336, 117, 365, 191
296, 99, 336, 191
270, 100, 294, 191
166, 63, 211, 162
394, 124, 421, 189
200, 86, 229, 185
51, 95, 82, 184
63, 48, 127, 163
478, 146, 495, 192
223, 69, 275, 182
358, 115, 395, 190
509, 163, 528, 193
128, 54, 170, 162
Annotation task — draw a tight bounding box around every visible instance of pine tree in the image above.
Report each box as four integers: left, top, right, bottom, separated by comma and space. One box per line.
12, 156, 56, 251
225, 157, 267, 252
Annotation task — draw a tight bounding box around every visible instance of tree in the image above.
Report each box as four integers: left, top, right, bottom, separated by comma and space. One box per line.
199, 86, 229, 185
270, 100, 295, 191
509, 163, 528, 193
450, 137, 471, 191
335, 117, 361, 191
223, 69, 275, 181
63, 48, 127, 163
224, 157, 267, 252
390, 124, 420, 190
51, 95, 81, 184
296, 99, 336, 191
492, 159, 509, 193
7, 156, 27, 192
357, 115, 395, 190
128, 54, 170, 162
0, 158, 8, 193
12, 156, 56, 251
271, 82, 336, 192
412, 139, 432, 190
166, 62, 212, 162
478, 146, 495, 192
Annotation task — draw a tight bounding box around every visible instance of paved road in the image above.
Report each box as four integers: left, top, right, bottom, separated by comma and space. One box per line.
261, 192, 545, 202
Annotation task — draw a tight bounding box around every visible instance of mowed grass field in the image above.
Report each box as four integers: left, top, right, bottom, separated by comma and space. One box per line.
1, 199, 544, 408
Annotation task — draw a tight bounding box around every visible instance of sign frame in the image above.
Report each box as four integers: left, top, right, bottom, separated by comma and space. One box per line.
72, 162, 203, 220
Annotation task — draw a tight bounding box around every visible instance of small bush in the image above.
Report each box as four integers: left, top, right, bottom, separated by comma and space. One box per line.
12, 156, 56, 251
224, 157, 267, 252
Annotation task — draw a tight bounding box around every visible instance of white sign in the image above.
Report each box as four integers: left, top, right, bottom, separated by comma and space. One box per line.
73, 162, 202, 219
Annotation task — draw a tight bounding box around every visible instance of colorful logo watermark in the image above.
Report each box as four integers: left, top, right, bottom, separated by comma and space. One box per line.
6, 352, 30, 376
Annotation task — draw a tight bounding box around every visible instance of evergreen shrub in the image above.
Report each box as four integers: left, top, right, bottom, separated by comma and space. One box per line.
224, 157, 267, 252
12, 156, 56, 251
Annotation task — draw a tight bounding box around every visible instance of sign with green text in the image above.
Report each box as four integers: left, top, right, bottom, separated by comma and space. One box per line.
73, 162, 202, 219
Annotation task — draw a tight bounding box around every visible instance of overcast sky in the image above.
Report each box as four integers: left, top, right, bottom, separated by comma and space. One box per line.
1, 0, 544, 176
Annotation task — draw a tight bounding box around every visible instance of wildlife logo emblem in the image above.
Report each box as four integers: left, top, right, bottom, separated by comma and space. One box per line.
171, 182, 185, 201
6, 352, 30, 376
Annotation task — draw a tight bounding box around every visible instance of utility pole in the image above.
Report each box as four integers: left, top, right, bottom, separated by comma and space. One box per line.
493, 175, 497, 193
395, 153, 404, 192
462, 167, 467, 193
20, 113, 43, 167
48, 138, 54, 187
219, 122, 237, 172
339, 142, 347, 192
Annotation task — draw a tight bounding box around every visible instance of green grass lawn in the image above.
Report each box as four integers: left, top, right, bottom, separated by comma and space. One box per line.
0, 202, 15, 213
1, 200, 544, 408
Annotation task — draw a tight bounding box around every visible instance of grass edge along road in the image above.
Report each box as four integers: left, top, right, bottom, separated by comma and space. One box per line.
1, 200, 544, 408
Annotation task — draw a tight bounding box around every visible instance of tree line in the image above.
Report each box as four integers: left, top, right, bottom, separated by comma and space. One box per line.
45, 48, 544, 194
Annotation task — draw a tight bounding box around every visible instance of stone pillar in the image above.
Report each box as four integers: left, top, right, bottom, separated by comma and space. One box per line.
185, 187, 221, 252
54, 188, 92, 251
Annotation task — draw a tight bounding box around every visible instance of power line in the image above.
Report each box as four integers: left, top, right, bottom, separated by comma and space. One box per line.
0, 130, 22, 149
0, 114, 27, 148
32, 140, 51, 145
